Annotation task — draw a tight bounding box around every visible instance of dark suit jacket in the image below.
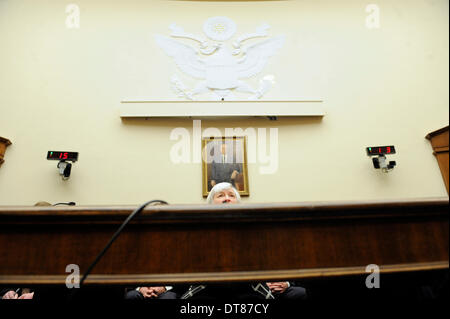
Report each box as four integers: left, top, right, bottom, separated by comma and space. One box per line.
210, 159, 242, 186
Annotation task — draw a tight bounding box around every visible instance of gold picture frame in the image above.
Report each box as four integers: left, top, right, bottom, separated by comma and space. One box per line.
202, 136, 249, 197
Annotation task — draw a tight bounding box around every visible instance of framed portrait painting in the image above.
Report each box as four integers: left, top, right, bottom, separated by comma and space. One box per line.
202, 136, 249, 197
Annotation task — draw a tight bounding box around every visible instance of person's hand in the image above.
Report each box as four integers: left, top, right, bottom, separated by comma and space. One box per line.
151, 287, 166, 296
139, 287, 166, 299
18, 292, 34, 299
266, 282, 289, 294
211, 180, 216, 187
231, 170, 239, 180
2, 290, 18, 299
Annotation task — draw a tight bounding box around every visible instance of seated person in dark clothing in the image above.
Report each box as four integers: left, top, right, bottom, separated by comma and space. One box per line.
125, 286, 177, 300
209, 142, 243, 190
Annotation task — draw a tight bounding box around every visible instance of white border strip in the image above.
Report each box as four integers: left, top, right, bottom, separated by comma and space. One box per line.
120, 100, 325, 117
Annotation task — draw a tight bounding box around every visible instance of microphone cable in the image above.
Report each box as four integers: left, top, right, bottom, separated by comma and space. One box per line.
68, 199, 168, 300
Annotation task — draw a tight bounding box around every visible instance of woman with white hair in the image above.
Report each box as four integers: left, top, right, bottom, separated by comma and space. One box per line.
206, 182, 241, 205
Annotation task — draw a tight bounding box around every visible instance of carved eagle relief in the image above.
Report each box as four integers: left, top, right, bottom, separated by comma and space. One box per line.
155, 17, 285, 101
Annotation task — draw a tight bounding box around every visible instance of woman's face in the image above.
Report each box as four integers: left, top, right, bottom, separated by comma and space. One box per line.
213, 188, 238, 204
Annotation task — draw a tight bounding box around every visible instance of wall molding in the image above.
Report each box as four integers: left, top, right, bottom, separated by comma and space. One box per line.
120, 100, 324, 118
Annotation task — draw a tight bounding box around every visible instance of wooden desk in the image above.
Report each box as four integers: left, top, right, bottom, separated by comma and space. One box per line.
0, 198, 448, 286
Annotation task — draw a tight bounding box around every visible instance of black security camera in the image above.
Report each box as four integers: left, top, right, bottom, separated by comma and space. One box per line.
57, 161, 72, 180
387, 160, 397, 170
47, 151, 78, 180
367, 146, 397, 173
372, 157, 380, 169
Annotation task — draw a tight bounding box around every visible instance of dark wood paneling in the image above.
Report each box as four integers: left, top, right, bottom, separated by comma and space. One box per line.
427, 126, 449, 194
0, 198, 448, 285
0, 136, 12, 166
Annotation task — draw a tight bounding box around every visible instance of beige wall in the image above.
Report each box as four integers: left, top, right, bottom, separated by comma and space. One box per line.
0, 0, 448, 205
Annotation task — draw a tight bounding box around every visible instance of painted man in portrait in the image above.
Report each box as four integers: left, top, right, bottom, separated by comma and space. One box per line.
209, 141, 243, 190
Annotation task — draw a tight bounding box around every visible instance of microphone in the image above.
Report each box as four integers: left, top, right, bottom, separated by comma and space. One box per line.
53, 202, 76, 206
67, 199, 168, 300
